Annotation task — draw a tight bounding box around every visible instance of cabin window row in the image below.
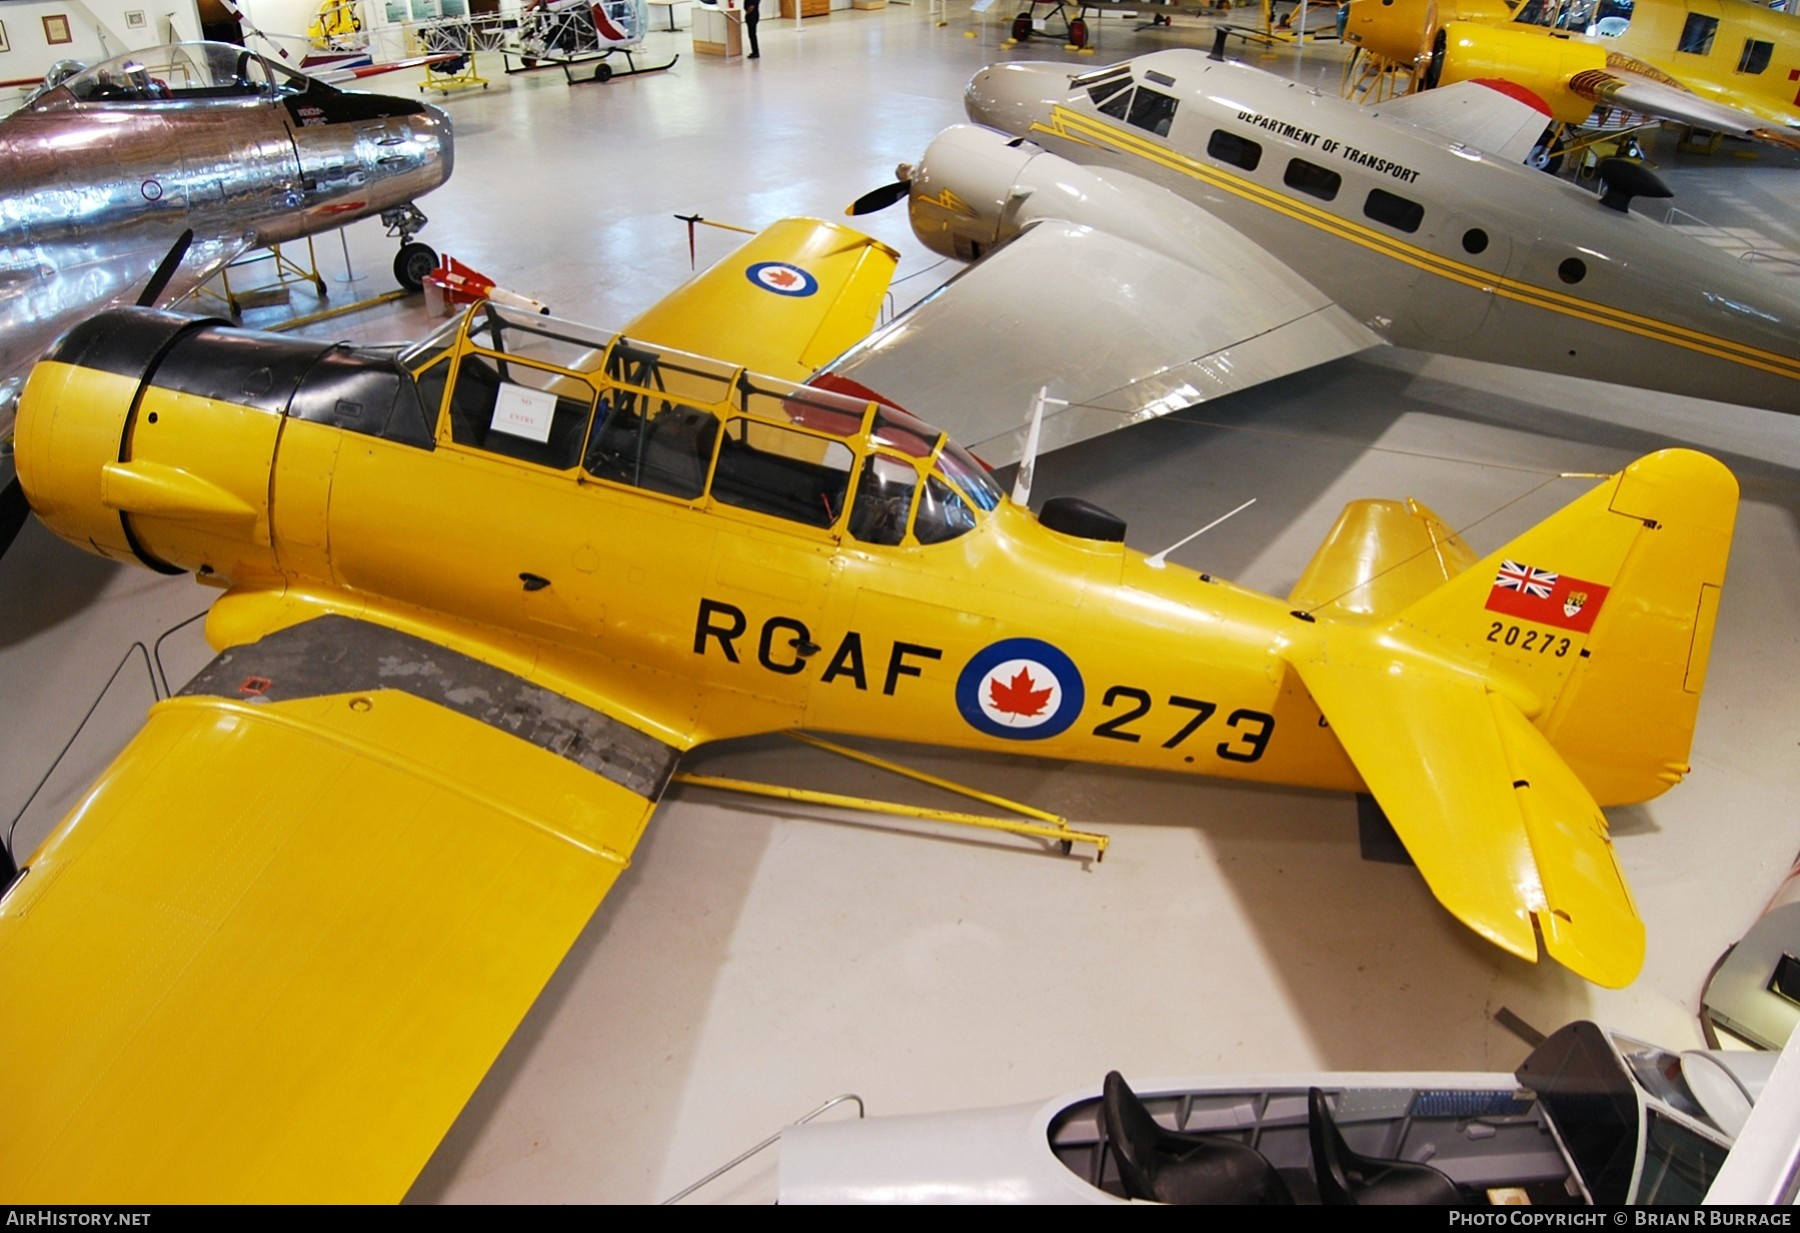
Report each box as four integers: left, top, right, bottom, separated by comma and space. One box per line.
1689, 25, 1778, 75
1204, 129, 1426, 235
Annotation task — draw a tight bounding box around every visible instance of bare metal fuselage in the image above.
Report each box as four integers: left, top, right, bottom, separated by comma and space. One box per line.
0, 44, 451, 405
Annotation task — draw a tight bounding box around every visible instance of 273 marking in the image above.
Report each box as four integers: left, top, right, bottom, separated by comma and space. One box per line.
1091, 685, 1275, 762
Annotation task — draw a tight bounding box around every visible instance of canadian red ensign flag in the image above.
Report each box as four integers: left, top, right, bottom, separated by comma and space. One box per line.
1484, 559, 1609, 634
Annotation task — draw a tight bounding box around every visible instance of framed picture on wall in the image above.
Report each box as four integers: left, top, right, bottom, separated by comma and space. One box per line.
125, 10, 147, 28
42, 14, 73, 45
0, 21, 9, 53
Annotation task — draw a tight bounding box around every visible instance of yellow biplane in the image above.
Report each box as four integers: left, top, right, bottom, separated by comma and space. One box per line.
2, 217, 1736, 1200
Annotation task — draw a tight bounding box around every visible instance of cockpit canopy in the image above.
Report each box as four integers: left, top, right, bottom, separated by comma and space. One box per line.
1072, 63, 1181, 138
24, 42, 318, 110
1516, 1021, 1741, 1204
403, 304, 1004, 548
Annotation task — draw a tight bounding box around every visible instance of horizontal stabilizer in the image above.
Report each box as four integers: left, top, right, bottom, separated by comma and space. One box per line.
1490, 694, 1643, 987
1289, 496, 1477, 619
1286, 450, 1738, 985
1289, 650, 1643, 986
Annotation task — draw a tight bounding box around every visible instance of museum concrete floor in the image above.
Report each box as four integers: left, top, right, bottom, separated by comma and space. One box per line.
2, 6, 1797, 1203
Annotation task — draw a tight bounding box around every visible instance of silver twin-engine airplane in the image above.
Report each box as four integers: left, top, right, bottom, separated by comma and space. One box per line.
833, 47, 1800, 461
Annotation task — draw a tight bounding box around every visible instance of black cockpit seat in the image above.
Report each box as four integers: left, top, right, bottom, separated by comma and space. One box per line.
1101, 1071, 1294, 1205
1308, 1086, 1461, 1205
637, 405, 716, 499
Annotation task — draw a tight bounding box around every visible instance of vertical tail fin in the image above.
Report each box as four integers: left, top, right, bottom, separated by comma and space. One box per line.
1395, 449, 1738, 805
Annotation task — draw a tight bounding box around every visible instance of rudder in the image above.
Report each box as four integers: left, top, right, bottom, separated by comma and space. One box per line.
1395, 449, 1737, 805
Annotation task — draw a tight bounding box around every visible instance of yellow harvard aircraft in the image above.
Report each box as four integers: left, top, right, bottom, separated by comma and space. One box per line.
3, 217, 1736, 1200
1344, 0, 1800, 145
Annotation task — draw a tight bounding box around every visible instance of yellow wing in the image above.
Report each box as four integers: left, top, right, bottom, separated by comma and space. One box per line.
0, 615, 685, 1202
621, 217, 899, 380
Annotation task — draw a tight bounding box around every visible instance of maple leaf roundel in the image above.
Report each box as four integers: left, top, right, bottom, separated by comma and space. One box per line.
954, 638, 1086, 741
745, 261, 819, 298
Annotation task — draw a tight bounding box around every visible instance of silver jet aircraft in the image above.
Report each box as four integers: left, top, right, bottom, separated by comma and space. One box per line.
831, 47, 1800, 461
0, 41, 452, 545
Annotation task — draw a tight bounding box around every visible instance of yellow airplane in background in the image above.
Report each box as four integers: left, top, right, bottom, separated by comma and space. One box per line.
2, 217, 1737, 1200
1343, 0, 1800, 146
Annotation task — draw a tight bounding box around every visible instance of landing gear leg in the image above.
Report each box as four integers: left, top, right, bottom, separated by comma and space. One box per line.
1527, 126, 1567, 176
381, 203, 438, 292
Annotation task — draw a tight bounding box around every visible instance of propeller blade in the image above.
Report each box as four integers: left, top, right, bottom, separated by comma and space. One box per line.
674, 212, 701, 270
846, 180, 911, 217
0, 469, 27, 561
137, 229, 196, 308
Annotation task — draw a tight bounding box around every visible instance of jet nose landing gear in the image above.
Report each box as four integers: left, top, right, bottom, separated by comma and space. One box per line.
381, 202, 439, 292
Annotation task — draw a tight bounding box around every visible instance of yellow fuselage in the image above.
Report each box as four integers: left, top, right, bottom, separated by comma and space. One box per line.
19, 307, 1360, 797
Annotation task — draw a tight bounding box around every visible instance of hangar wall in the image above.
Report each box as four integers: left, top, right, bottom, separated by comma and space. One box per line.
0, 0, 203, 78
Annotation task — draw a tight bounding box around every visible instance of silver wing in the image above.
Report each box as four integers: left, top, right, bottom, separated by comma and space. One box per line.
823, 145, 1380, 465
1, 232, 251, 394
1378, 78, 1557, 164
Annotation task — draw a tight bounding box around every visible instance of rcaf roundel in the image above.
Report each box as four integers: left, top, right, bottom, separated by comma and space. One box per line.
745, 261, 818, 297
955, 638, 1085, 741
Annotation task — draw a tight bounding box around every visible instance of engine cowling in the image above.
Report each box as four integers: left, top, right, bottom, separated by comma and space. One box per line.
1341, 0, 1512, 70
18, 308, 431, 586
905, 125, 1042, 261
905, 124, 1276, 277
1430, 21, 1608, 124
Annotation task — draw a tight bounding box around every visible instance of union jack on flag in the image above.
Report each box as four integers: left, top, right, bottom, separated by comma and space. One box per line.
1494, 560, 1558, 599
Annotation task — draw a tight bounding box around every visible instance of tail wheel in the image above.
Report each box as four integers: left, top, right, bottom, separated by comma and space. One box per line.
1068, 17, 1088, 46
1012, 12, 1032, 38
394, 242, 439, 293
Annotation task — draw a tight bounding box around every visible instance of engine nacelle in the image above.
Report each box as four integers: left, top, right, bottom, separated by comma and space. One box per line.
906, 123, 1271, 281
1342, 0, 1512, 69
1431, 21, 1608, 124
905, 125, 1042, 261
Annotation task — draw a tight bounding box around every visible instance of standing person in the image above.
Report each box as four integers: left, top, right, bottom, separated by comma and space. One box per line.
744, 0, 761, 58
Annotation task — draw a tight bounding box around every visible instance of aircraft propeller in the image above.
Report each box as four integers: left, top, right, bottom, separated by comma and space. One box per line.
138, 228, 195, 309
0, 458, 23, 562
846, 172, 912, 217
